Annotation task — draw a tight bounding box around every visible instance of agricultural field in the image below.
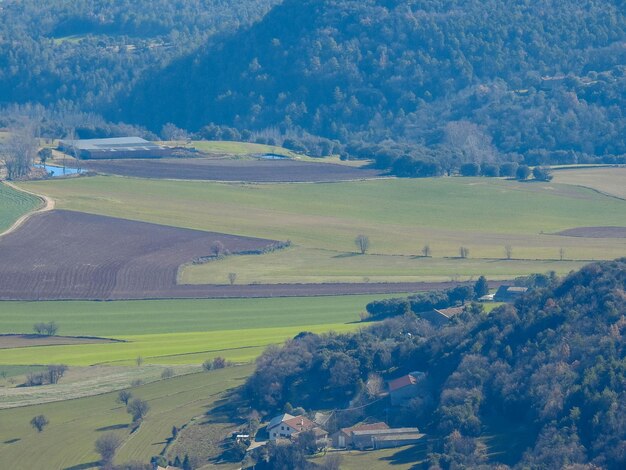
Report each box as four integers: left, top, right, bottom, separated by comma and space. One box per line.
0, 365, 252, 469
552, 166, 626, 199
18, 176, 626, 285
182, 246, 588, 284
0, 182, 41, 233
77, 156, 383, 182
0, 209, 273, 300
0, 294, 391, 376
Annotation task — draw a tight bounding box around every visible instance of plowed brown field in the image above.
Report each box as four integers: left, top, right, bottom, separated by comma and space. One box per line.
0, 210, 274, 300
78, 158, 383, 182
0, 210, 487, 300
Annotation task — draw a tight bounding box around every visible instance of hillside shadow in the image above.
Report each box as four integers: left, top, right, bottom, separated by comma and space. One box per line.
379, 443, 428, 468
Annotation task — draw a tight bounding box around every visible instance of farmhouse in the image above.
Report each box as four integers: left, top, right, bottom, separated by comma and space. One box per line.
494, 285, 528, 302
388, 371, 426, 405
267, 413, 326, 441
58, 137, 173, 160
417, 305, 465, 326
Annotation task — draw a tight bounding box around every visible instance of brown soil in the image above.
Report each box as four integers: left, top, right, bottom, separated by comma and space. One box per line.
0, 210, 275, 300
555, 226, 626, 238
76, 158, 384, 182
0, 209, 502, 300
0, 334, 119, 349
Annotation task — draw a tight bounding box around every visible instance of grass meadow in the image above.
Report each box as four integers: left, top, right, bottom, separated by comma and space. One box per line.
0, 365, 252, 469
0, 182, 41, 233
19, 176, 626, 283
0, 295, 386, 367
552, 166, 626, 199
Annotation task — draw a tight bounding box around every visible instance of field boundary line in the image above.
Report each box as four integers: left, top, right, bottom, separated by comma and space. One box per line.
0, 181, 55, 239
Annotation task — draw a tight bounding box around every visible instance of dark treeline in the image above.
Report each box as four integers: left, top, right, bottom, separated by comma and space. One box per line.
0, 0, 280, 109
121, 0, 626, 166
244, 259, 626, 468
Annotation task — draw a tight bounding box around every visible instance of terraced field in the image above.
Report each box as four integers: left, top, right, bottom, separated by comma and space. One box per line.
0, 366, 251, 469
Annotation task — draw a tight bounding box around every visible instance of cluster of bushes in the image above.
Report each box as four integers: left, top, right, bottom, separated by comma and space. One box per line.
25, 364, 68, 386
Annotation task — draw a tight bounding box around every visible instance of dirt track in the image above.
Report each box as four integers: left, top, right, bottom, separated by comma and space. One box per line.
78, 158, 384, 182
0, 210, 487, 300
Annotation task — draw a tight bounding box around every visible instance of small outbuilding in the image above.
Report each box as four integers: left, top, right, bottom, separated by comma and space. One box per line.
494, 285, 528, 302
332, 422, 390, 448
388, 371, 426, 406
351, 427, 423, 450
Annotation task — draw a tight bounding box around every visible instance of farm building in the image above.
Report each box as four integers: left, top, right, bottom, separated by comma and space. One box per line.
388, 371, 426, 405
267, 413, 327, 441
332, 422, 389, 448
58, 137, 173, 160
351, 427, 423, 450
417, 305, 465, 326
494, 285, 528, 302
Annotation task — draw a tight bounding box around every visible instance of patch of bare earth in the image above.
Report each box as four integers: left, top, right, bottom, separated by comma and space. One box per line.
77, 157, 383, 182
555, 226, 626, 238
0, 334, 119, 349
0, 210, 496, 300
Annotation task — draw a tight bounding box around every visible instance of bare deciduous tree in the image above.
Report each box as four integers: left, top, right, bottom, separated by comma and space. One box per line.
3, 128, 37, 180
559, 247, 566, 261
127, 398, 150, 422
228, 272, 237, 285
354, 234, 370, 254
30, 415, 49, 432
33, 321, 58, 336
504, 245, 513, 260
117, 390, 132, 405
211, 240, 226, 257
46, 364, 68, 384
459, 246, 470, 259
95, 433, 122, 469
422, 244, 431, 257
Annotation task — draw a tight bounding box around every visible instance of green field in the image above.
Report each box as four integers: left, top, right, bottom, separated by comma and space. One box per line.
0, 366, 251, 469
18, 176, 626, 281
0, 182, 42, 233
552, 166, 626, 199
0, 295, 389, 368
182, 246, 588, 284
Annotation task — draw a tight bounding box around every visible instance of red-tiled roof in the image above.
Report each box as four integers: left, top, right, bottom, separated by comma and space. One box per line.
283, 415, 317, 432
388, 374, 417, 392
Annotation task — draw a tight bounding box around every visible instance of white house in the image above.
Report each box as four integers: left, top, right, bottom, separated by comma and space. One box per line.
267, 413, 320, 440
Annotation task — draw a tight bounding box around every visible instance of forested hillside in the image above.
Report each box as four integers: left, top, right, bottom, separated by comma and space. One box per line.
245, 259, 626, 468
122, 0, 626, 164
0, 0, 279, 109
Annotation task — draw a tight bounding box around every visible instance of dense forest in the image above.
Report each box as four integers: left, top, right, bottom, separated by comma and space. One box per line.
0, 0, 279, 109
244, 259, 626, 468
121, 0, 626, 165
2, 0, 626, 167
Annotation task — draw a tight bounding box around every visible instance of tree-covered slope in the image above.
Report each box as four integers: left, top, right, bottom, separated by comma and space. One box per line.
122, 0, 626, 162
245, 259, 626, 468
0, 0, 279, 109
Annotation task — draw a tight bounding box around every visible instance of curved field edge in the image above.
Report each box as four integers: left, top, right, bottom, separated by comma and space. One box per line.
0, 366, 252, 469
552, 166, 626, 200
17, 176, 626, 261
0, 182, 44, 234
